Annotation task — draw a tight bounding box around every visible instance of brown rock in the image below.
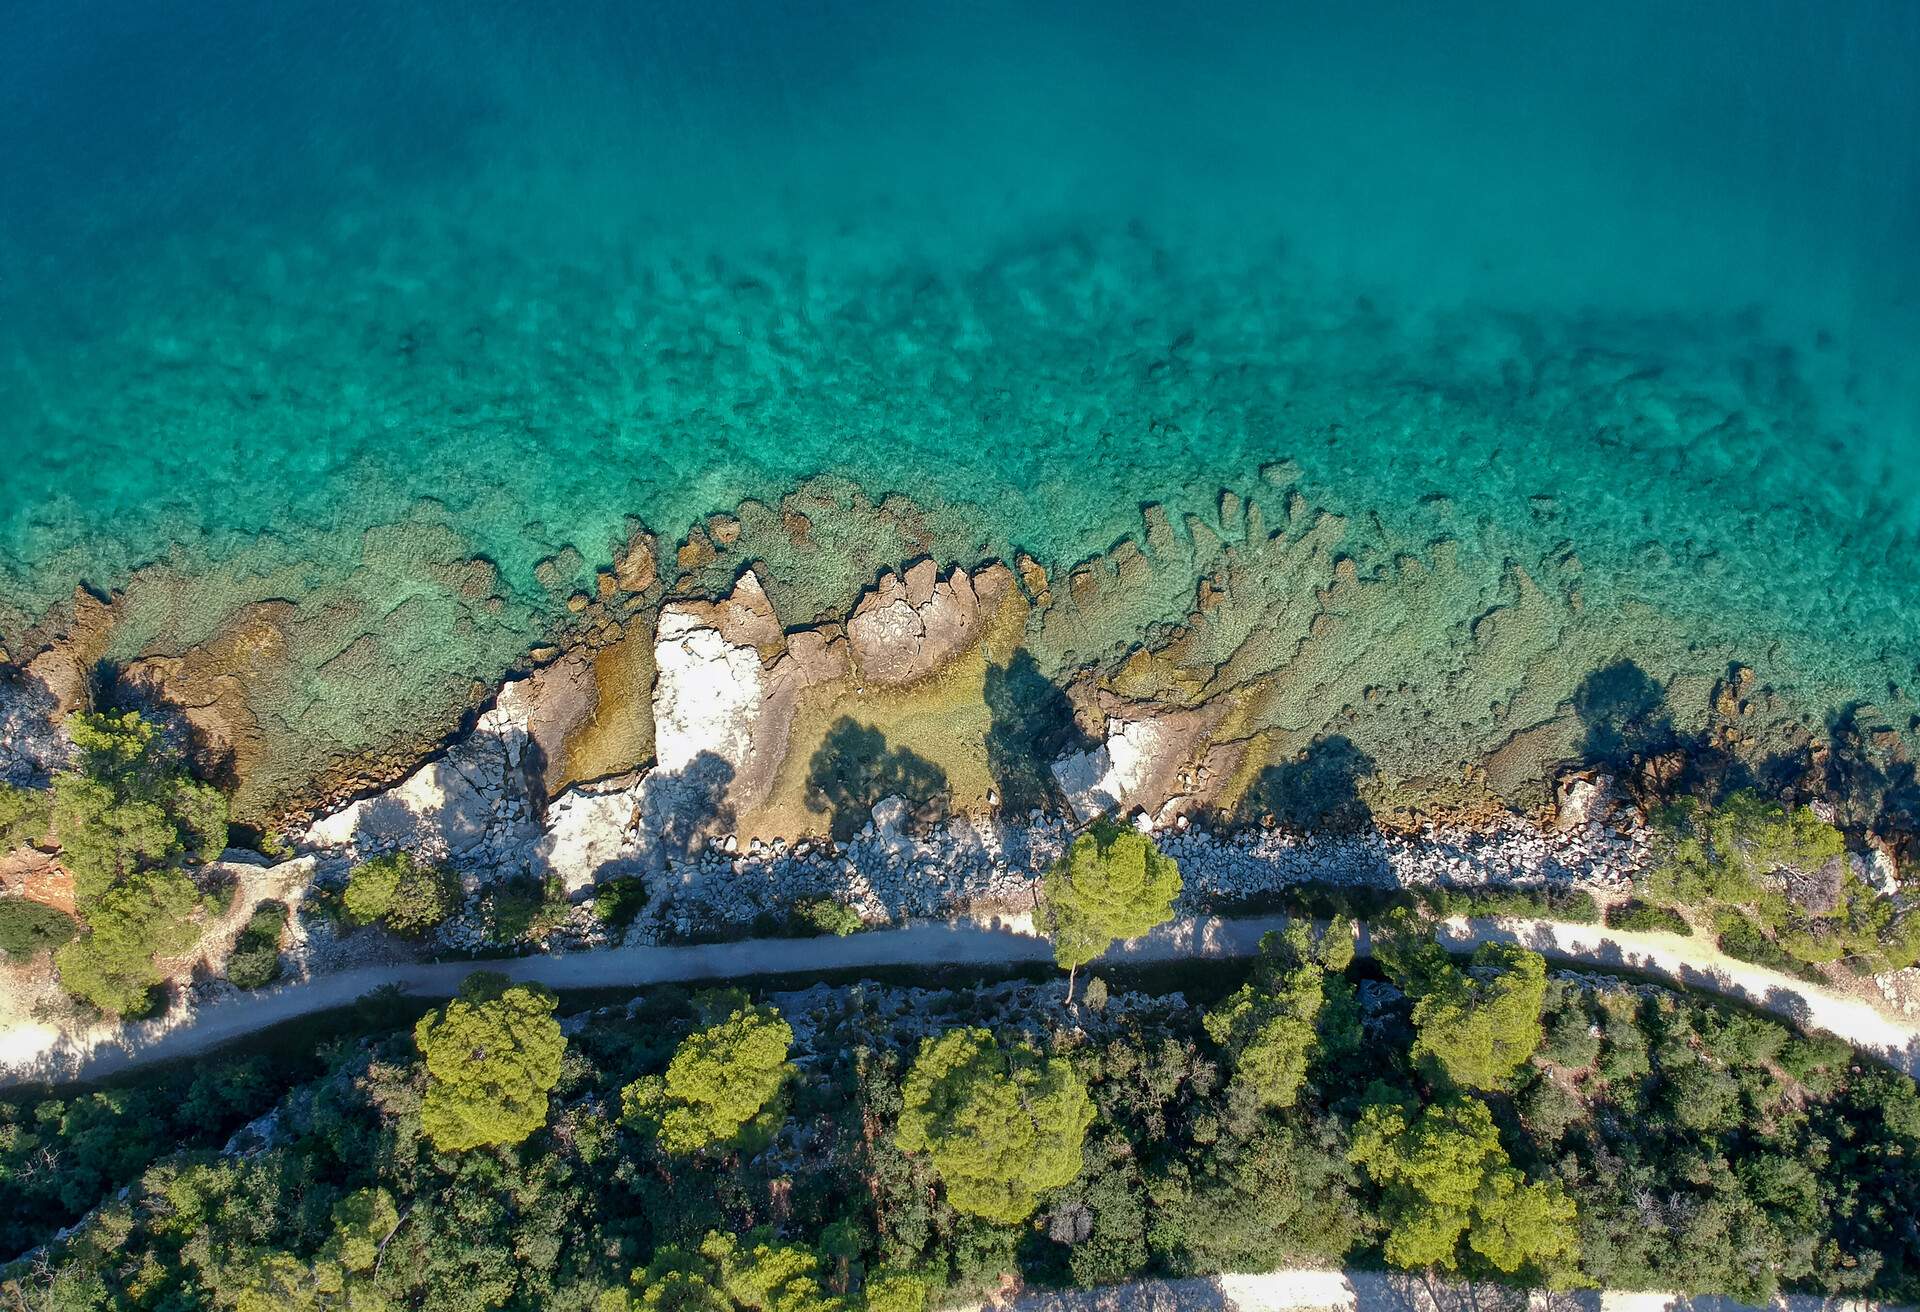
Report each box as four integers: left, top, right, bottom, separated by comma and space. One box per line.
846, 561, 1013, 686
613, 528, 659, 593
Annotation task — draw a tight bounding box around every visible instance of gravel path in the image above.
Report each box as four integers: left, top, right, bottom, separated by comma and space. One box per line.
3, 913, 1916, 1088
987, 1266, 1902, 1312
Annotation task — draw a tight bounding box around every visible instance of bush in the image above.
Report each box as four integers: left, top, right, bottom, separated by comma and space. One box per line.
0, 896, 78, 958
592, 875, 648, 928
1714, 909, 1825, 983
225, 902, 287, 990
486, 875, 569, 944
0, 783, 52, 849
794, 896, 864, 937
343, 852, 456, 938
1606, 900, 1692, 935
1421, 885, 1600, 924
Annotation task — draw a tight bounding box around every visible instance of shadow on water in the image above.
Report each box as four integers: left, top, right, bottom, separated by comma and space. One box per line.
984, 649, 1095, 816
1233, 734, 1376, 833
1572, 659, 1680, 770
804, 718, 947, 842
1572, 660, 1920, 854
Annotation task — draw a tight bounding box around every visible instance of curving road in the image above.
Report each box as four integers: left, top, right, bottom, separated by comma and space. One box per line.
986, 1264, 1904, 1312
3, 913, 1916, 1088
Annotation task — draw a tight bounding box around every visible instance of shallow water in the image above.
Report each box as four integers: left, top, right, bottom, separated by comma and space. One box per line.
3, 0, 1918, 805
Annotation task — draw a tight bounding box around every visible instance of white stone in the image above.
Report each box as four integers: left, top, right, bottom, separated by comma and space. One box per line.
1051, 717, 1175, 821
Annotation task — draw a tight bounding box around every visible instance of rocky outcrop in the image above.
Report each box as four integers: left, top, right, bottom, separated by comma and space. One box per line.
1051, 701, 1224, 823
299, 681, 543, 869
0, 668, 69, 785
847, 561, 1014, 686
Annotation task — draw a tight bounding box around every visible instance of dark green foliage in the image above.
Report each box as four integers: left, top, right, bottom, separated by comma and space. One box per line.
11, 962, 1920, 1309
1714, 909, 1826, 982
593, 874, 649, 928
0, 782, 52, 850
343, 851, 457, 938
1420, 885, 1600, 924
1645, 791, 1917, 973
0, 896, 77, 958
795, 896, 866, 937
53, 710, 227, 902
1605, 900, 1693, 935
225, 901, 288, 990
484, 873, 569, 943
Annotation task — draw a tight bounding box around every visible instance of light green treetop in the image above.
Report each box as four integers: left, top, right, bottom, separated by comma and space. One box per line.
1041, 822, 1182, 995
54, 865, 200, 1016
54, 711, 227, 902
1203, 920, 1356, 1111
1348, 1093, 1577, 1276
413, 975, 565, 1152
623, 1003, 796, 1156
1374, 911, 1547, 1091
894, 1027, 1095, 1225
1408, 943, 1548, 1091
610, 1229, 847, 1312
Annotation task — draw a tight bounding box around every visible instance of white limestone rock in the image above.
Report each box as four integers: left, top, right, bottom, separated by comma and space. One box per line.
1052, 717, 1178, 821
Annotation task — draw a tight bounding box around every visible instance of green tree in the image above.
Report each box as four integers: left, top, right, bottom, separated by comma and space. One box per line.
895, 1027, 1095, 1224
623, 1004, 796, 1156
343, 851, 457, 937
324, 1187, 401, 1273
613, 1230, 847, 1312
1041, 822, 1182, 1000
413, 975, 565, 1152
53, 711, 227, 901
1348, 1094, 1577, 1276
0, 782, 52, 850
1375, 918, 1548, 1092
54, 867, 200, 1015
0, 896, 78, 958
1203, 922, 1342, 1111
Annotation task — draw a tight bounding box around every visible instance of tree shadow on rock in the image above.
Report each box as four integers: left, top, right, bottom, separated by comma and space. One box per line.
640, 750, 736, 865
984, 649, 1097, 815
1234, 734, 1376, 833
1571, 658, 1760, 805
804, 718, 947, 842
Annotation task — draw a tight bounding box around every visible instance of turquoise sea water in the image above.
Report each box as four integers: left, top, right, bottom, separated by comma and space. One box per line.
3, 0, 1919, 806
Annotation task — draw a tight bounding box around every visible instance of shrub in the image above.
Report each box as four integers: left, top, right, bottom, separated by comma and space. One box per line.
486, 874, 569, 943
0, 783, 52, 850
1606, 900, 1692, 935
1420, 885, 1599, 924
592, 875, 648, 928
794, 896, 863, 937
0, 896, 78, 958
1714, 909, 1824, 983
343, 852, 456, 938
225, 902, 287, 991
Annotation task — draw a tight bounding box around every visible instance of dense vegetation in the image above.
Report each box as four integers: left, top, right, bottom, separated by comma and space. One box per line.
37, 712, 231, 1017
1643, 791, 1920, 976
7, 932, 1916, 1312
